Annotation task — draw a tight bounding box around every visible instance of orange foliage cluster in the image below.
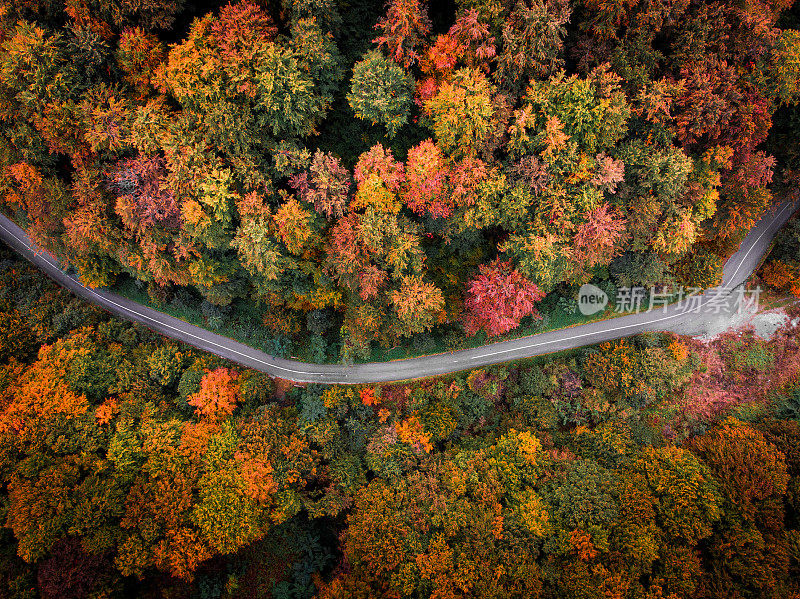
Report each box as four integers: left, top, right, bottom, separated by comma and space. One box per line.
569, 529, 599, 561
668, 339, 690, 361
359, 387, 378, 407
395, 415, 433, 453
761, 260, 800, 296
187, 368, 239, 422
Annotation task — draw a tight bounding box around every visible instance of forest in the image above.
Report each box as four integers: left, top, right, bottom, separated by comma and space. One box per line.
1, 0, 799, 361
2, 229, 800, 598
3, 0, 800, 596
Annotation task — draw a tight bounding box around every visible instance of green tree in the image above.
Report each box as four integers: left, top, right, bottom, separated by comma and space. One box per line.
159, 3, 336, 161
509, 65, 631, 160
671, 247, 725, 289
347, 50, 414, 138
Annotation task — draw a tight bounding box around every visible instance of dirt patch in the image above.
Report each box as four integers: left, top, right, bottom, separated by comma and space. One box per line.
753, 313, 797, 339
670, 293, 799, 342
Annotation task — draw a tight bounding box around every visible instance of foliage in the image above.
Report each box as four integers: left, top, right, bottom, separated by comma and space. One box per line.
2, 250, 800, 596
498, 0, 571, 93
464, 259, 545, 336
0, 0, 791, 359
424, 67, 502, 159
672, 248, 725, 289
390, 275, 445, 337
1, 3, 800, 594
187, 368, 240, 422
373, 0, 430, 68
759, 218, 800, 296
347, 50, 414, 138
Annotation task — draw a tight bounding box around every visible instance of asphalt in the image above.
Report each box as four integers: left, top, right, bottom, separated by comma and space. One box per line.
1, 197, 797, 384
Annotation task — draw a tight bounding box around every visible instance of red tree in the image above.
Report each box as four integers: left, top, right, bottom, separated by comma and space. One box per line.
354, 144, 405, 193
210, 1, 277, 58
447, 9, 496, 72
108, 155, 180, 233
464, 259, 545, 336
373, 0, 431, 67
573, 203, 627, 267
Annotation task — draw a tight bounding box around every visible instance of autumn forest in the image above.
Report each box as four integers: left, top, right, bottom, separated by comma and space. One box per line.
2, 0, 800, 596
1, 0, 799, 360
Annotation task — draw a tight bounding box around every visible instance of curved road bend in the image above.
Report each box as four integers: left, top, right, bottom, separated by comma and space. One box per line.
1, 198, 798, 384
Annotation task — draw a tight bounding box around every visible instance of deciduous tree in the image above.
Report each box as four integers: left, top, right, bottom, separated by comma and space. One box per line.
187, 368, 240, 422
390, 275, 444, 337
498, 0, 571, 93
402, 139, 451, 217
373, 0, 431, 68
464, 259, 544, 336
424, 67, 502, 159
347, 50, 414, 138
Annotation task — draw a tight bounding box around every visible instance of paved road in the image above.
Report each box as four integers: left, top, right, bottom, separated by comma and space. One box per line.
1, 198, 798, 384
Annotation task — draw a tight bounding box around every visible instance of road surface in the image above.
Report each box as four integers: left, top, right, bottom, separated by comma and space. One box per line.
1, 197, 797, 384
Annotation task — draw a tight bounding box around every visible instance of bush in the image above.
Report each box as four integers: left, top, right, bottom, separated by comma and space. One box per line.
733, 344, 775, 373
239, 371, 276, 406
412, 333, 435, 354
266, 335, 293, 359
519, 365, 550, 397
170, 288, 197, 311
610, 252, 671, 289
201, 300, 230, 330
147, 281, 169, 306
556, 296, 577, 315
299, 385, 327, 424
775, 386, 800, 421
634, 331, 664, 349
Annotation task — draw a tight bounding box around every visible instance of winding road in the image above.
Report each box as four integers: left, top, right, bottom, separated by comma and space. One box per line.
1, 198, 798, 384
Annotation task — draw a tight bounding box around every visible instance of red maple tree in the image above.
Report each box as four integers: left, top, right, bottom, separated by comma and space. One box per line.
464, 259, 545, 337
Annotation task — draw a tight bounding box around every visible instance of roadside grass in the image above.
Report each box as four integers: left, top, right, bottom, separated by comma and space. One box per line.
365, 288, 686, 364
111, 278, 291, 356
111, 274, 687, 365
367, 302, 623, 363
756, 290, 798, 311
